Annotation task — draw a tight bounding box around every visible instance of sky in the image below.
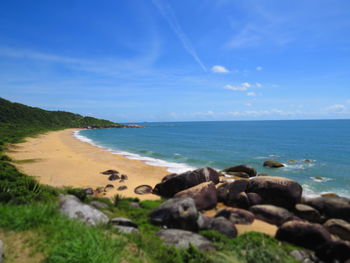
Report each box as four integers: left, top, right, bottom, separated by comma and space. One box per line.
0, 0, 350, 122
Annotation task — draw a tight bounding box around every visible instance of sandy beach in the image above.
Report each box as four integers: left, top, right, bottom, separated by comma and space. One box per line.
7, 128, 277, 235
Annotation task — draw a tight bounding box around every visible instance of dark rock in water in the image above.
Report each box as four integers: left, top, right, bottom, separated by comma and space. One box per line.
304, 196, 350, 222
108, 174, 120, 181
59, 195, 109, 226
84, 187, 94, 195
222, 164, 257, 177
263, 160, 285, 168
225, 179, 249, 207
215, 207, 254, 225
117, 186, 127, 191
174, 182, 217, 211
247, 192, 263, 206
247, 176, 302, 209
110, 217, 139, 234
153, 167, 221, 198
324, 218, 350, 241
149, 197, 199, 231
276, 220, 331, 251
217, 182, 230, 202
156, 229, 215, 251
295, 204, 321, 223
121, 174, 128, 180
211, 217, 237, 238
101, 169, 119, 175
315, 240, 350, 263
303, 159, 312, 163
90, 200, 109, 210
225, 172, 250, 178
250, 205, 294, 226
134, 185, 153, 195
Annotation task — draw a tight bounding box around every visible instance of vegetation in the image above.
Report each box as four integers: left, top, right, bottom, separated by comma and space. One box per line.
0, 97, 299, 262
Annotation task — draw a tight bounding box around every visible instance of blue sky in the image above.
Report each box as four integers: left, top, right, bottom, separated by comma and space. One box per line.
0, 0, 350, 122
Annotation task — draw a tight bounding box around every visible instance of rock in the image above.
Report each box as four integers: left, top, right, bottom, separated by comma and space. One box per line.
161, 173, 178, 182
235, 192, 250, 209
110, 217, 139, 234
321, 193, 338, 197
295, 204, 321, 223
247, 176, 303, 209
247, 192, 263, 206
108, 174, 120, 181
117, 186, 127, 191
174, 182, 217, 211
121, 174, 128, 180
263, 160, 285, 168
134, 185, 153, 195
0, 240, 3, 263
276, 220, 331, 251
222, 164, 257, 177
258, 173, 268, 176
119, 179, 125, 183
304, 196, 350, 222
211, 217, 237, 238
324, 219, 350, 241
225, 172, 250, 178
217, 182, 230, 202
101, 169, 119, 175
215, 207, 254, 225
303, 159, 312, 163
84, 187, 94, 195
59, 195, 109, 226
154, 167, 221, 198
149, 197, 199, 231
289, 250, 315, 263
197, 215, 214, 230
90, 200, 109, 210
315, 240, 350, 263
250, 205, 294, 226
225, 179, 249, 207
156, 229, 215, 251
129, 202, 141, 208
105, 184, 114, 189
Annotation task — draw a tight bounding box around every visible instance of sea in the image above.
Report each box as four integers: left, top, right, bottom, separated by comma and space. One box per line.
74, 120, 350, 198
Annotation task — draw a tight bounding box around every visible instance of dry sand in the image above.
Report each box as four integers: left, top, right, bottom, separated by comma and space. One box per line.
7, 128, 277, 235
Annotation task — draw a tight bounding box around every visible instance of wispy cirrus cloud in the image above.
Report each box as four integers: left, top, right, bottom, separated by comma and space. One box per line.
152, 0, 206, 71
224, 84, 248, 91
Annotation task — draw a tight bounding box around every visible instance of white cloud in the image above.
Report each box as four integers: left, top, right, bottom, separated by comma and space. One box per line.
247, 92, 256, 96
326, 104, 346, 112
211, 65, 229, 73
224, 84, 248, 91
241, 82, 251, 88
256, 66, 263, 71
245, 103, 252, 107
255, 82, 262, 88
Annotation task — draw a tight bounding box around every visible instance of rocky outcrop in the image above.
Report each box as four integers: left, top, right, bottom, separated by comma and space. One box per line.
276, 220, 331, 251
149, 197, 200, 231
263, 160, 285, 168
294, 204, 321, 223
174, 182, 217, 211
324, 218, 350, 241
247, 176, 302, 209
110, 217, 139, 234
246, 192, 263, 206
217, 182, 230, 202
225, 179, 248, 207
222, 164, 257, 177
304, 195, 350, 222
315, 240, 350, 263
59, 195, 109, 226
153, 167, 220, 198
156, 229, 215, 251
210, 217, 237, 238
215, 207, 254, 225
250, 205, 294, 226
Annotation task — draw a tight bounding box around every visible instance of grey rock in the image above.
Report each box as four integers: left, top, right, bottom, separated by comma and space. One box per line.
117, 185, 127, 191
90, 200, 109, 210
197, 215, 214, 230
215, 207, 255, 225
250, 204, 293, 226
324, 218, 350, 241
108, 174, 120, 181
222, 164, 257, 177
149, 197, 199, 231
295, 204, 321, 223
84, 187, 94, 195
110, 217, 139, 234
225, 179, 249, 207
211, 217, 237, 238
134, 185, 153, 195
59, 194, 109, 226
156, 229, 215, 251
129, 202, 141, 208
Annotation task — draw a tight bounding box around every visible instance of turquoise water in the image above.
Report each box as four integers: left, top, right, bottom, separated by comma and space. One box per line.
76, 120, 350, 197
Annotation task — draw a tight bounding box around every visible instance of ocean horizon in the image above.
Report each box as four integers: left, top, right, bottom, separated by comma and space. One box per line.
76, 119, 350, 198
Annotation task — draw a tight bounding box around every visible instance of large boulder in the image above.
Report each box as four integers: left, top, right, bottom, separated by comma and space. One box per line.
154, 167, 221, 198
156, 229, 215, 251
222, 164, 257, 177
276, 220, 331, 251
247, 192, 263, 206
225, 179, 249, 207
217, 182, 230, 202
174, 182, 217, 211
263, 160, 285, 168
315, 240, 350, 263
294, 204, 321, 223
215, 207, 254, 225
149, 197, 200, 231
59, 195, 109, 226
246, 176, 302, 209
210, 217, 237, 238
250, 205, 294, 226
324, 218, 350, 241
110, 217, 139, 234
304, 196, 350, 222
